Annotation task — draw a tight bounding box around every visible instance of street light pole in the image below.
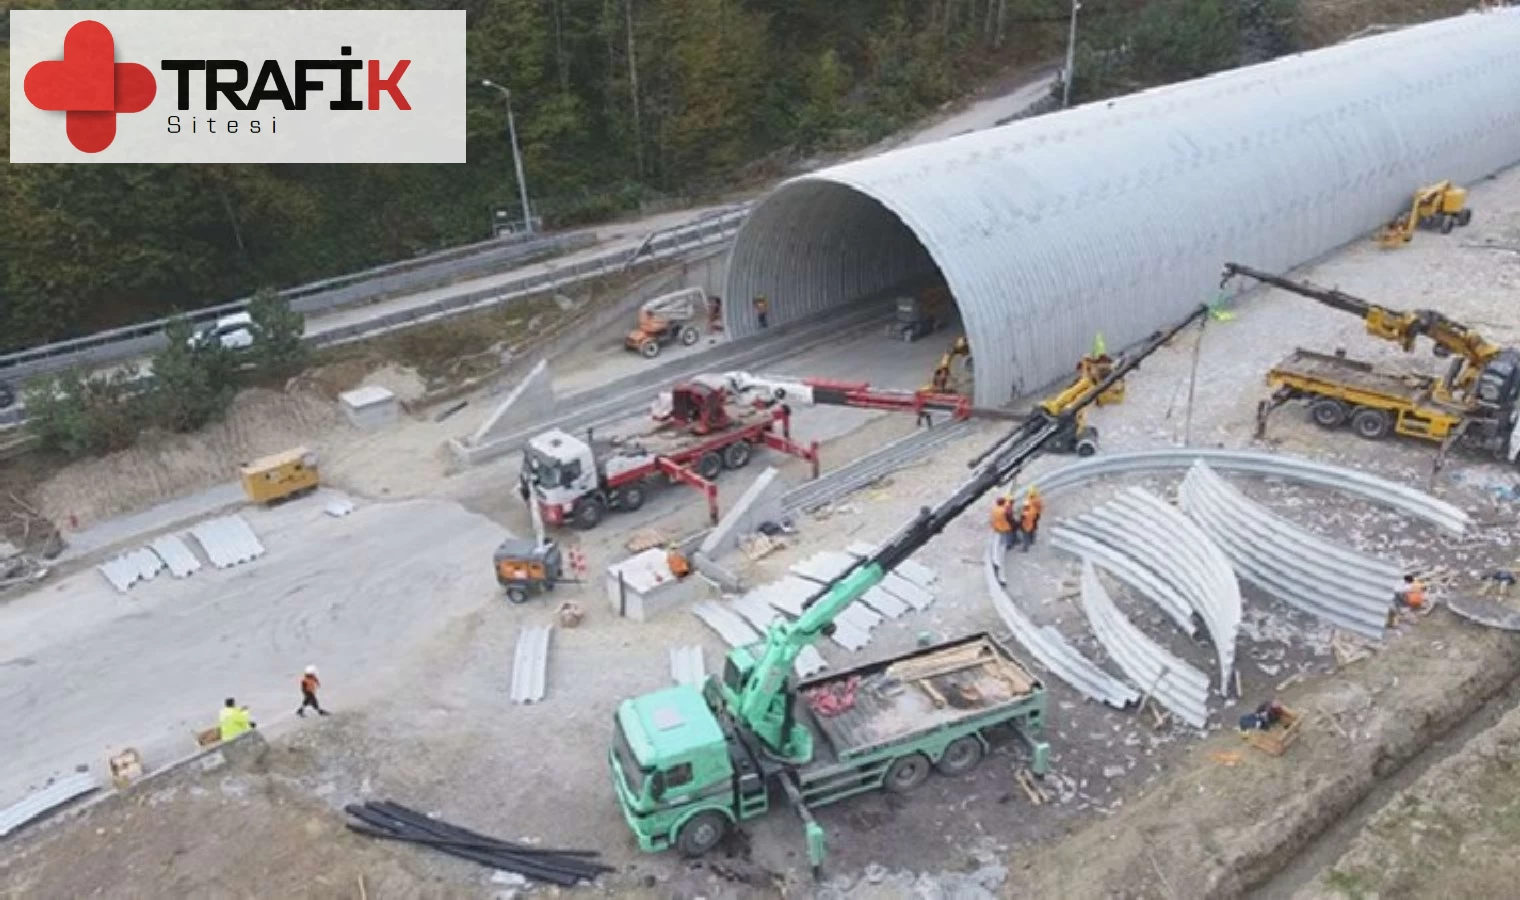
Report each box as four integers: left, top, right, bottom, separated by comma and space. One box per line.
482, 79, 534, 235
1062, 0, 1082, 109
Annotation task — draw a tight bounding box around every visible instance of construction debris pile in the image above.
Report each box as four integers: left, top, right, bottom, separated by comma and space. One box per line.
344, 801, 612, 887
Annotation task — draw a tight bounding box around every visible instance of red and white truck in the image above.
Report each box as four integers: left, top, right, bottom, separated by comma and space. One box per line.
517, 379, 819, 530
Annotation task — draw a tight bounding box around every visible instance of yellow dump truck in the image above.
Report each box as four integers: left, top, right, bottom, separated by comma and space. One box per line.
239, 447, 320, 504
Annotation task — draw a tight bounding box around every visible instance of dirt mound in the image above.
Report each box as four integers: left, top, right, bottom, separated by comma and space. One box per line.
33, 388, 344, 528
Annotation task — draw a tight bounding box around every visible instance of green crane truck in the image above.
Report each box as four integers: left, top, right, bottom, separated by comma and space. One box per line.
609, 303, 1211, 874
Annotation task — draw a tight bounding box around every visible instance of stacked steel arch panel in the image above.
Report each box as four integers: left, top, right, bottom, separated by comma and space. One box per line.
1079, 561, 1211, 728
1179, 462, 1398, 640
1050, 527, 1197, 636
1027, 449, 1469, 534
1059, 487, 1241, 691
982, 537, 1139, 710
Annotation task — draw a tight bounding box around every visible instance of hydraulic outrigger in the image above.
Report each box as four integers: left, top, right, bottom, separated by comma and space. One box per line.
609, 304, 1211, 874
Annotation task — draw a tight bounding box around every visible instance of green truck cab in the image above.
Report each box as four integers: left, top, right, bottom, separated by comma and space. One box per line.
611, 633, 1050, 866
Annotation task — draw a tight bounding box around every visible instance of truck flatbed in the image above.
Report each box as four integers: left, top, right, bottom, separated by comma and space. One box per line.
1270, 348, 1432, 400
796, 633, 1040, 764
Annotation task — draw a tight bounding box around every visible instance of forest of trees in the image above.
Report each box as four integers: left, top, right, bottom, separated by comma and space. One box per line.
1, 0, 1302, 352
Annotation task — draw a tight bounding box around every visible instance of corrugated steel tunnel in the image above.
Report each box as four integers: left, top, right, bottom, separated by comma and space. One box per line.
723, 9, 1520, 408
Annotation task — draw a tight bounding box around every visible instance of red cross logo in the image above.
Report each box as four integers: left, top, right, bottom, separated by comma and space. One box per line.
23, 20, 156, 154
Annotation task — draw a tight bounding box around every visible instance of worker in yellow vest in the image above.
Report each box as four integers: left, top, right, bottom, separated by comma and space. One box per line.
218, 697, 255, 742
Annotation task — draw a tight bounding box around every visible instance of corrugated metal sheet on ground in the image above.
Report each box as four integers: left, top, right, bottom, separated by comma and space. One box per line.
325, 498, 355, 518
509, 625, 552, 703
829, 621, 871, 652
692, 601, 760, 647
837, 602, 882, 634
845, 542, 878, 558
860, 585, 909, 618
789, 551, 861, 585
188, 515, 265, 569
1080, 561, 1211, 729
879, 572, 934, 611
0, 771, 97, 837
894, 560, 938, 590
795, 645, 828, 678
98, 547, 165, 593
729, 592, 781, 632
759, 576, 822, 618
691, 601, 824, 679
150, 534, 201, 579
670, 646, 706, 687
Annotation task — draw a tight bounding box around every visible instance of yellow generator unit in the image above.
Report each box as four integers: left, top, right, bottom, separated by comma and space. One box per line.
239, 447, 320, 504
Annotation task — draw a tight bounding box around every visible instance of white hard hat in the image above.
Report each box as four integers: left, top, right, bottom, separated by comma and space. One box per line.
305, 665, 317, 675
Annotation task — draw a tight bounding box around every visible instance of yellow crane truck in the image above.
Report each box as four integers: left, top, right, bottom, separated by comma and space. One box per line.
1221, 263, 1520, 466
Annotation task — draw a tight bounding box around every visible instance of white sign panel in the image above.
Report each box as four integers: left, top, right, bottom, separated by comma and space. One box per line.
9, 10, 465, 163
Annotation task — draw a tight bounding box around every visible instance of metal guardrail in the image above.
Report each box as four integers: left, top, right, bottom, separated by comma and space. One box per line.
0, 203, 753, 386
0, 230, 589, 383
1, 206, 754, 434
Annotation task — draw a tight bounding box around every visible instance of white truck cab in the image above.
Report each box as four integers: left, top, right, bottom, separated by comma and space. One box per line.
190, 312, 255, 351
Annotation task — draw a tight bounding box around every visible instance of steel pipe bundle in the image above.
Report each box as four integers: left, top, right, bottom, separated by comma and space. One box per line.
345, 801, 612, 887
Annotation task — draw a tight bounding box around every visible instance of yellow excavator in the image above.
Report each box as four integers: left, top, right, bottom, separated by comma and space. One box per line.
927, 336, 973, 394
1375, 181, 1473, 247
1222, 262, 1520, 466
1033, 335, 1127, 457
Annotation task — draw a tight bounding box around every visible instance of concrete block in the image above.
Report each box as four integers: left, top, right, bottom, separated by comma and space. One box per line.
699, 467, 785, 559
470, 359, 554, 446
340, 385, 398, 430
606, 547, 704, 622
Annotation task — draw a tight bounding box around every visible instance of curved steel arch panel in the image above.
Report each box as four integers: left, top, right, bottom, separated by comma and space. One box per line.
725, 10, 1520, 407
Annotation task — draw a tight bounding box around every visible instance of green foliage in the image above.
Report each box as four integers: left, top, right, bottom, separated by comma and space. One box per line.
1070, 0, 1300, 102
247, 289, 308, 379
148, 317, 238, 433
24, 370, 146, 458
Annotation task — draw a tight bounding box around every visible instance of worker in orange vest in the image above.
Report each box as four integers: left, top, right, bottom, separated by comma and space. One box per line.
1017, 486, 1043, 552
1388, 574, 1428, 627
991, 497, 1015, 552
297, 665, 329, 717
667, 546, 692, 579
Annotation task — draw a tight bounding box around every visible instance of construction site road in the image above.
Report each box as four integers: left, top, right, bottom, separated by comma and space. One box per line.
0, 494, 509, 812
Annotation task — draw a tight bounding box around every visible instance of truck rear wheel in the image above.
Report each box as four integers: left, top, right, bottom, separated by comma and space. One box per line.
884, 753, 931, 793
572, 496, 606, 529
934, 736, 984, 776
1309, 398, 1349, 429
722, 440, 752, 469
1458, 208, 1473, 227
1350, 407, 1392, 441
505, 586, 530, 604
615, 483, 646, 511
676, 811, 728, 857
679, 326, 701, 346
697, 452, 723, 480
